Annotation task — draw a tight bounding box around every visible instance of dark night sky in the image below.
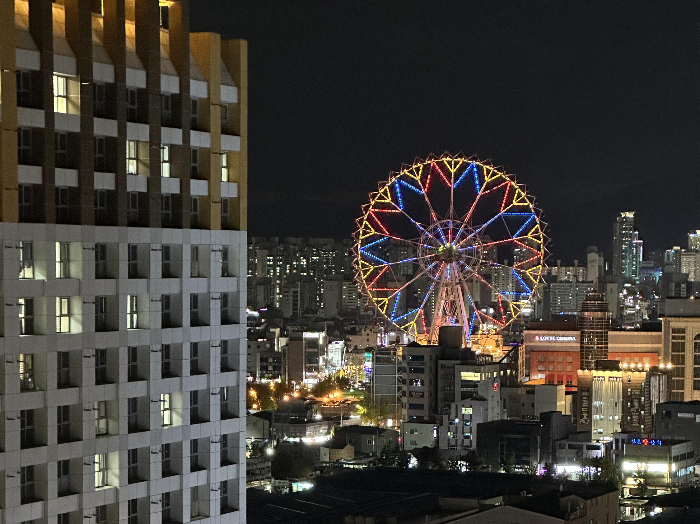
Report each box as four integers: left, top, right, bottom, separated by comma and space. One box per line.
190, 1, 700, 262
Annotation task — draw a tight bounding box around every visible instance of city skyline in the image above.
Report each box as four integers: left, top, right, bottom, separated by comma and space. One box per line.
190, 1, 700, 259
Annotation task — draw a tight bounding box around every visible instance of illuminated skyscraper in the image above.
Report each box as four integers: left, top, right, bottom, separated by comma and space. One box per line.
578, 292, 612, 370
613, 211, 643, 283
689, 230, 700, 252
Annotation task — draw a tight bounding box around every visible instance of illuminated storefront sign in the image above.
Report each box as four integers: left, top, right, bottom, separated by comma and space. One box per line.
534, 335, 577, 342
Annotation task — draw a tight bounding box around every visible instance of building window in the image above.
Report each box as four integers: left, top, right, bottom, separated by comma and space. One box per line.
221, 434, 230, 466
162, 245, 173, 277
191, 197, 201, 227
191, 148, 199, 178
19, 241, 34, 279
17, 298, 34, 335
190, 487, 199, 518
161, 145, 170, 177
161, 393, 172, 426
56, 242, 70, 278
128, 449, 138, 483
162, 492, 171, 523
221, 246, 230, 277
95, 296, 107, 332
57, 459, 70, 496
160, 4, 169, 28
162, 344, 172, 377
19, 353, 34, 389
19, 184, 33, 221
56, 186, 70, 223
126, 139, 138, 175
220, 480, 231, 513
93, 82, 106, 116
190, 440, 200, 471
221, 339, 231, 372
95, 189, 107, 224
96, 506, 107, 524
161, 294, 172, 328
95, 348, 107, 384
20, 409, 35, 448
221, 153, 229, 182
128, 244, 138, 278
127, 397, 138, 433
190, 294, 199, 326
21, 465, 35, 503
190, 342, 200, 375
220, 386, 230, 419
128, 346, 138, 381
220, 104, 229, 130
221, 292, 230, 324
58, 514, 70, 524
190, 390, 199, 424
127, 191, 139, 225
57, 405, 70, 443
17, 70, 32, 107
95, 453, 108, 488
222, 198, 230, 227
18, 127, 32, 164
95, 401, 107, 436
127, 295, 138, 329
694, 333, 700, 391
57, 351, 70, 387
94, 136, 106, 171
161, 94, 172, 126
161, 443, 172, 477
56, 297, 70, 333
190, 98, 198, 129
190, 246, 199, 277
126, 88, 137, 121
53, 74, 68, 113
55, 132, 68, 167
128, 499, 138, 524
95, 243, 107, 278
162, 194, 172, 226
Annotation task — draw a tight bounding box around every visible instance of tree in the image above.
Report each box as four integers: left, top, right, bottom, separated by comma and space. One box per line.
500, 451, 516, 474
271, 445, 315, 480
357, 394, 390, 426
599, 456, 622, 488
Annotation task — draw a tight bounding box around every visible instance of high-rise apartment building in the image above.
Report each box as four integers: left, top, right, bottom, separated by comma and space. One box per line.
613, 211, 643, 283
0, 2, 247, 523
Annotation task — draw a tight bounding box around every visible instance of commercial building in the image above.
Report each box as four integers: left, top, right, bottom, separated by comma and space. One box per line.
655, 401, 700, 453
285, 331, 327, 385
438, 397, 489, 454
370, 346, 402, 427
554, 437, 606, 478
0, 1, 247, 523
577, 361, 667, 439
501, 384, 571, 421
525, 328, 662, 386
621, 438, 694, 488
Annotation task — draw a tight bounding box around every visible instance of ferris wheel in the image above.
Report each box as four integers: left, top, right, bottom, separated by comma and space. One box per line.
354, 153, 546, 345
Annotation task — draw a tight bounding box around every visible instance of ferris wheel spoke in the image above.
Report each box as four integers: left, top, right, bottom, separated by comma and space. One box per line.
383, 197, 444, 246
385, 263, 437, 301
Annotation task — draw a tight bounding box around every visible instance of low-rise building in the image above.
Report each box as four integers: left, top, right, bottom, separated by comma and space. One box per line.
439, 397, 489, 455
621, 438, 695, 488
401, 422, 437, 450
655, 401, 700, 454
333, 426, 399, 456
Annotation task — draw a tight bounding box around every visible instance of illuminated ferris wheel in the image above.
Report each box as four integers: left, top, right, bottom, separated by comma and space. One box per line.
354, 153, 546, 345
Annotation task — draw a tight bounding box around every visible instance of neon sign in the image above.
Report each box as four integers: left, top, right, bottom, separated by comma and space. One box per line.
629, 438, 662, 446
534, 335, 577, 342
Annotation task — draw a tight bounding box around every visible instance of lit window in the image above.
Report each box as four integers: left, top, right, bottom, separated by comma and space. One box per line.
95, 453, 107, 488
19, 300, 34, 336
53, 74, 68, 113
127, 140, 138, 175
161, 393, 172, 426
95, 401, 107, 436
19, 241, 34, 279
221, 153, 229, 182
56, 242, 70, 278
127, 295, 138, 329
56, 297, 70, 333
161, 145, 170, 177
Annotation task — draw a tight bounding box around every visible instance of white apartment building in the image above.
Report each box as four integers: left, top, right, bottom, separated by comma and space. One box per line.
0, 1, 248, 524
